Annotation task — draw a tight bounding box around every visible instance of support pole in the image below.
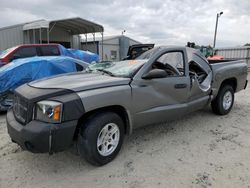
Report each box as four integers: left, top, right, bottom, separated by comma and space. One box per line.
47, 28, 49, 43
213, 12, 223, 48
92, 33, 96, 53
213, 14, 219, 48
85, 34, 88, 49
23, 30, 26, 44
27, 30, 30, 43
33, 29, 35, 44
101, 32, 104, 61
39, 28, 42, 44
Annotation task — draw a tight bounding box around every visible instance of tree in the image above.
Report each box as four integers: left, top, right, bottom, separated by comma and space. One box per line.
244, 43, 250, 46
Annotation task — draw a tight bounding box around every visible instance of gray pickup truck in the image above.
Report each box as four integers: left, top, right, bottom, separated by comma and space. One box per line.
7, 46, 248, 166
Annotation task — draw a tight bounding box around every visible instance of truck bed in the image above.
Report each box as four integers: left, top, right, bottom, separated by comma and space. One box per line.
208, 59, 239, 64
210, 60, 248, 96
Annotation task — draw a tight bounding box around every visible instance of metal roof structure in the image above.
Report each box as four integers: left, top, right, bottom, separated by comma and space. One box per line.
0, 17, 105, 59
81, 35, 141, 44
23, 17, 104, 34
22, 17, 104, 59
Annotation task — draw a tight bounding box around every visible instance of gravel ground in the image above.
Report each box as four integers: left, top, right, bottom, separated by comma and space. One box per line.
0, 75, 249, 188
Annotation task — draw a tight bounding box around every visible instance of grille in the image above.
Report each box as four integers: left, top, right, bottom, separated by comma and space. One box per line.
13, 94, 29, 124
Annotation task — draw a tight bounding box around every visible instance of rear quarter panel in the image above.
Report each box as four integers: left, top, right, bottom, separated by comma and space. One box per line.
211, 60, 248, 97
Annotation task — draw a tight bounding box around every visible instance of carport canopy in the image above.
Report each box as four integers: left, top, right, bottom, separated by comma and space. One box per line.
23, 17, 104, 34
22, 17, 104, 59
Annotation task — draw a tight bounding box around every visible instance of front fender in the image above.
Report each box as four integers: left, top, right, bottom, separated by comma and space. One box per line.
76, 85, 134, 133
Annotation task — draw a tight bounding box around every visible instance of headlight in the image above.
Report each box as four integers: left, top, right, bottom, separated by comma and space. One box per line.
35, 100, 63, 123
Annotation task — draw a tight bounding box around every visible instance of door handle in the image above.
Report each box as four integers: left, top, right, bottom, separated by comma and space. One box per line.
175, 83, 187, 89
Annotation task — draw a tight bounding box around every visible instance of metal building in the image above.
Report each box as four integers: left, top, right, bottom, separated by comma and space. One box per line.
215, 47, 250, 68
81, 35, 141, 61
0, 17, 104, 51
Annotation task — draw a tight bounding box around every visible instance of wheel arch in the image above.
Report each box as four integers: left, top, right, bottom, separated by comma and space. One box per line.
73, 105, 132, 140
219, 77, 237, 92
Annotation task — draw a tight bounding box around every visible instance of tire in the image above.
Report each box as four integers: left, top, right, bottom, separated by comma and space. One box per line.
77, 112, 124, 166
211, 85, 234, 115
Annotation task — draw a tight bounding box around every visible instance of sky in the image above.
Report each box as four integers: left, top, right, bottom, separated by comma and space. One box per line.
0, 0, 249, 47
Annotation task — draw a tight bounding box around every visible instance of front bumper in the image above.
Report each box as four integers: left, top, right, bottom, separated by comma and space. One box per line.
7, 109, 78, 153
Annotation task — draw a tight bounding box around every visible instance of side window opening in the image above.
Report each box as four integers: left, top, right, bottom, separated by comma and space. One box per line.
189, 60, 212, 92
75, 63, 84, 72
152, 51, 185, 76
189, 61, 208, 84
40, 46, 60, 56
11, 47, 37, 61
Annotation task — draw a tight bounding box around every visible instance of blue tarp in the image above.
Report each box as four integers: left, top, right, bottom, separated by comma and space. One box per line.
0, 56, 77, 93
59, 45, 99, 63
67, 49, 99, 63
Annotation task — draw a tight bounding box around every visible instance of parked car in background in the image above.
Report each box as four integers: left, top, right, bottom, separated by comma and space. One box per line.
6, 46, 248, 166
0, 44, 99, 67
0, 56, 89, 111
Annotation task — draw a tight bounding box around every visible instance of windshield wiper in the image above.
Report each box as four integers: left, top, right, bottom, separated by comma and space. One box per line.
96, 69, 115, 77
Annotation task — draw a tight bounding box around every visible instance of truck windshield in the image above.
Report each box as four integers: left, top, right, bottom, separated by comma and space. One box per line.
0, 46, 17, 58
87, 60, 147, 78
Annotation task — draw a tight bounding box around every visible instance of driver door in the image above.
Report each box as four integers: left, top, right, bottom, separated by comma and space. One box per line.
131, 50, 190, 128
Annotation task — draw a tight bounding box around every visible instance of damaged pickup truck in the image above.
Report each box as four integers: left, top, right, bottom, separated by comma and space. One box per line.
7, 46, 248, 166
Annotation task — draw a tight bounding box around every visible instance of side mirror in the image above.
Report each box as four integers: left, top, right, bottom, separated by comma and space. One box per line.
142, 69, 167, 79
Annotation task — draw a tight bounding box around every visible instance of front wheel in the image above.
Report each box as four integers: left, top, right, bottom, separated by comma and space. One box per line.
77, 112, 124, 166
211, 85, 234, 115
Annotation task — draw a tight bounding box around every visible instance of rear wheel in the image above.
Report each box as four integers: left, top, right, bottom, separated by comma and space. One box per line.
211, 85, 234, 115
77, 112, 124, 166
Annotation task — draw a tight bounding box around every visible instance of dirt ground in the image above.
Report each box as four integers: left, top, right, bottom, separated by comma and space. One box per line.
0, 75, 249, 188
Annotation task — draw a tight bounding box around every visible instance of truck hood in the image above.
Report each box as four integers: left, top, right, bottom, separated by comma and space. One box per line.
28, 72, 131, 92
